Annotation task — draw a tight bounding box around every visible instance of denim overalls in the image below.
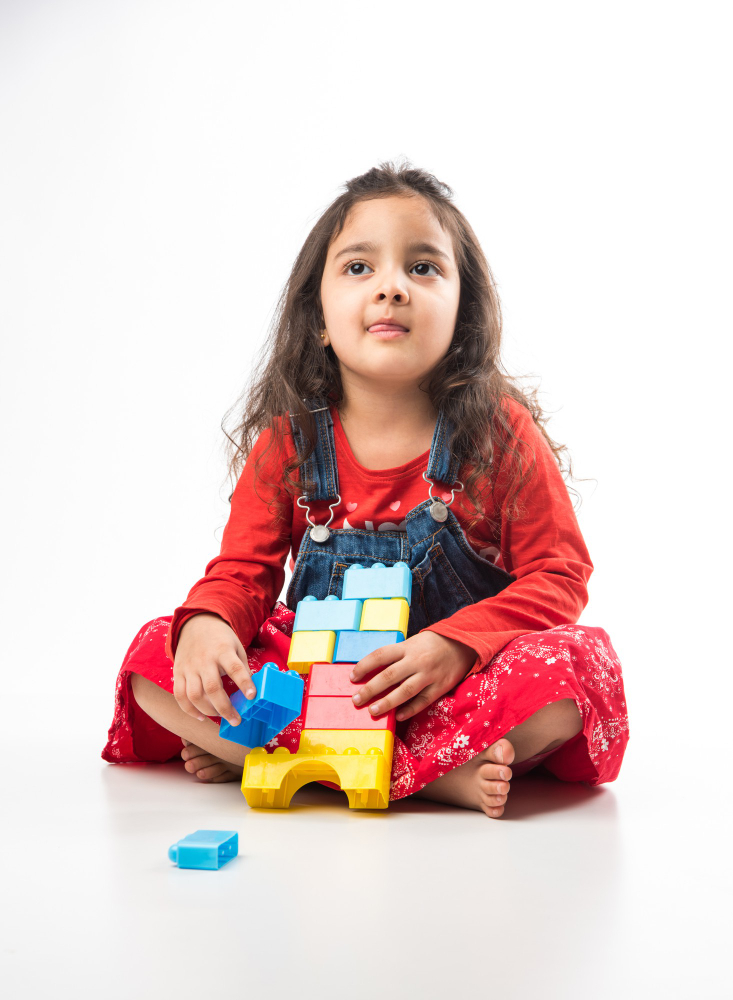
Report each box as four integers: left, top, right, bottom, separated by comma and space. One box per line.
286, 398, 514, 637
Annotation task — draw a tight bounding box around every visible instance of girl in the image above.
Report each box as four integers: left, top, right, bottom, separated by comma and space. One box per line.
102, 160, 629, 819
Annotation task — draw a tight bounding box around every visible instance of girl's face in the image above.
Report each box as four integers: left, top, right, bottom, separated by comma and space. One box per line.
319, 195, 460, 391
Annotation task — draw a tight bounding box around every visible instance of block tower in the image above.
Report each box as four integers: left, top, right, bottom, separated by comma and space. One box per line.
241, 561, 411, 809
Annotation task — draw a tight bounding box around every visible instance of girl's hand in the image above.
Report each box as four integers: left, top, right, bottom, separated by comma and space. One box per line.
173, 613, 256, 726
349, 632, 479, 722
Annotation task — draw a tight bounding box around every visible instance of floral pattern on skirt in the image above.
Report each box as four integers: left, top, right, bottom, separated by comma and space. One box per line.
101, 602, 629, 797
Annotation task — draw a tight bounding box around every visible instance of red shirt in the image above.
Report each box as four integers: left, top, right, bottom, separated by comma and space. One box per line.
165, 397, 593, 669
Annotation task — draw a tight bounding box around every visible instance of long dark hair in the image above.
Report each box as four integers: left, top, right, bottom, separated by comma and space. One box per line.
221, 158, 583, 535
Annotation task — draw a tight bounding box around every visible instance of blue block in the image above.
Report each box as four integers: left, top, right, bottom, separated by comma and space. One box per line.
342, 561, 412, 604
168, 830, 238, 870
219, 663, 304, 747
334, 630, 404, 663
293, 594, 363, 633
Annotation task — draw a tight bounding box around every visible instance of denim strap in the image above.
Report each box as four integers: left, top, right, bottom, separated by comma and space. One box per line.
289, 396, 340, 501
425, 408, 462, 485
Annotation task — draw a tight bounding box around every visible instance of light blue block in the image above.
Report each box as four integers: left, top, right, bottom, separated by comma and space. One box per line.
168, 830, 238, 870
342, 561, 412, 604
293, 594, 363, 632
334, 630, 404, 663
219, 663, 304, 747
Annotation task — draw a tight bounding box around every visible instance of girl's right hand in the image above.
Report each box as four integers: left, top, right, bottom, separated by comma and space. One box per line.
173, 613, 256, 726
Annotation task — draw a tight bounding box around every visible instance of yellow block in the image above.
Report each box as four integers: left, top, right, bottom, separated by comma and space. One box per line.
299, 728, 394, 757
242, 730, 393, 809
359, 597, 409, 637
286, 630, 335, 673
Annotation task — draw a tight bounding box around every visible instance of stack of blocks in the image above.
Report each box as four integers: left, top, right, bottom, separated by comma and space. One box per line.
241, 561, 412, 810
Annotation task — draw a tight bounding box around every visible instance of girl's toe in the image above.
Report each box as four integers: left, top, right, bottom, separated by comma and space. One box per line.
186, 753, 218, 774
492, 738, 515, 766
481, 796, 506, 818
478, 761, 513, 782
194, 756, 233, 780
480, 777, 510, 798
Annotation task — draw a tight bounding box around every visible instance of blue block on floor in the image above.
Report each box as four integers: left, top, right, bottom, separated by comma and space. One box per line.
342, 561, 412, 603
334, 630, 404, 663
293, 594, 363, 633
219, 663, 304, 748
168, 830, 238, 870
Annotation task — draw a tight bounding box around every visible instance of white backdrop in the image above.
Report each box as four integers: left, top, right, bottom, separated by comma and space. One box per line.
1, 1, 730, 775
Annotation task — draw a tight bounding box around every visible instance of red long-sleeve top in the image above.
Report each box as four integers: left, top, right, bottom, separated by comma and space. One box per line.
164, 397, 593, 669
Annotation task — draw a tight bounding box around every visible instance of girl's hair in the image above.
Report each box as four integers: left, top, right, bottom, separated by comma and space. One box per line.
222, 157, 582, 536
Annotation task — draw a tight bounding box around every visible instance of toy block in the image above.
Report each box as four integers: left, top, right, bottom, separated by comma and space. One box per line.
307, 662, 362, 697
293, 594, 363, 633
342, 561, 412, 603
168, 830, 238, 869
334, 629, 403, 663
219, 663, 304, 748
307, 661, 401, 702
303, 695, 395, 731
287, 630, 335, 672
298, 729, 393, 757
242, 743, 391, 809
359, 597, 410, 637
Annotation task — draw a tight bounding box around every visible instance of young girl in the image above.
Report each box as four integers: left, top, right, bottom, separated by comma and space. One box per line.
102, 160, 629, 819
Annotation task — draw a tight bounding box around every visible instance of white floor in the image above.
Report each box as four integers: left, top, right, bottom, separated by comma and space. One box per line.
3, 734, 728, 1000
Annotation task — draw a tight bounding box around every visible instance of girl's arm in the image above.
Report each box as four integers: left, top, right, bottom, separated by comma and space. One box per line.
350, 400, 594, 721
164, 421, 293, 663
420, 399, 593, 672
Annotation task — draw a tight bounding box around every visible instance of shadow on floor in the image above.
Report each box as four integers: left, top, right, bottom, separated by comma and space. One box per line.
101, 758, 615, 821
390, 769, 612, 820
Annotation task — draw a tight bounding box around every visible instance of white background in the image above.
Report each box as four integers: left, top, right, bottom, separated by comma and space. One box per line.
1, 2, 730, 997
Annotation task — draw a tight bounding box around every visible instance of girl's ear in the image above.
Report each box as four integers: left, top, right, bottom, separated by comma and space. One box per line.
321, 329, 330, 347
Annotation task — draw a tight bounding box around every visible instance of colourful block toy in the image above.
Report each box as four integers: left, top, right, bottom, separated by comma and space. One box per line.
293, 594, 363, 632
242, 736, 393, 809
287, 630, 335, 672
334, 629, 403, 663
304, 696, 395, 730
359, 597, 410, 637
342, 561, 412, 603
168, 830, 238, 869
241, 560, 415, 810
219, 663, 304, 748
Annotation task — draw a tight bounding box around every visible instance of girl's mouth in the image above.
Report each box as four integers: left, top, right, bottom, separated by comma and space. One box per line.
367, 325, 409, 340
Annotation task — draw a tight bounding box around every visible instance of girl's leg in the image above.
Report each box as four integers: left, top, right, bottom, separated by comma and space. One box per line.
130, 673, 248, 781
412, 697, 583, 818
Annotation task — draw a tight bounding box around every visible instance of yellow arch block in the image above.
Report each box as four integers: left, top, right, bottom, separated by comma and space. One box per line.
359, 597, 409, 637
242, 730, 394, 809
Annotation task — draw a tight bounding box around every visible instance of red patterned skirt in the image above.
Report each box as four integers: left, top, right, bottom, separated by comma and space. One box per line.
101, 603, 629, 796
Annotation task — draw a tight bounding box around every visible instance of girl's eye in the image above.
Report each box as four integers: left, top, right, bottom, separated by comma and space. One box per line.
343, 259, 441, 277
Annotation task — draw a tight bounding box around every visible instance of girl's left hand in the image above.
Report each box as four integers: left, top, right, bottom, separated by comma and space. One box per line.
349, 632, 479, 723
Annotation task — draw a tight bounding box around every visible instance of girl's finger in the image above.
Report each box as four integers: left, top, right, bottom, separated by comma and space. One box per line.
349, 643, 405, 683
220, 654, 256, 699
199, 671, 242, 726
184, 675, 222, 720
394, 687, 435, 722
351, 658, 411, 707
362, 675, 426, 717
173, 676, 209, 722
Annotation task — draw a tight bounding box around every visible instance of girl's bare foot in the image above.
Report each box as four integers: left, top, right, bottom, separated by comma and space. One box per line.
474, 737, 514, 818
412, 737, 515, 818
413, 697, 583, 818
180, 739, 244, 783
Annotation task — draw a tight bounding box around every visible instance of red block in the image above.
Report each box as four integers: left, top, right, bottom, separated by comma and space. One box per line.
303, 695, 396, 731
308, 663, 361, 697
308, 662, 399, 697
